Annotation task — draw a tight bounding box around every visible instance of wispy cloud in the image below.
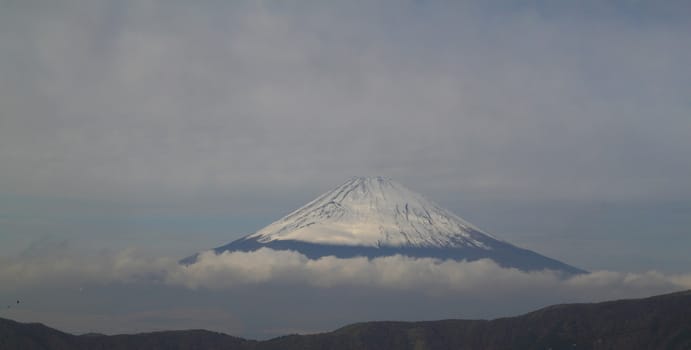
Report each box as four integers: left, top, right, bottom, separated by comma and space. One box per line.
0, 249, 172, 290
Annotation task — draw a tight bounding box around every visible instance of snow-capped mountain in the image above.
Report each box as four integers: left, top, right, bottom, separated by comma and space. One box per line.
182, 176, 585, 274
249, 176, 494, 249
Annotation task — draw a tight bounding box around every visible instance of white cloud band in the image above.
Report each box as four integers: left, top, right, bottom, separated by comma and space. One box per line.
3, 248, 690, 301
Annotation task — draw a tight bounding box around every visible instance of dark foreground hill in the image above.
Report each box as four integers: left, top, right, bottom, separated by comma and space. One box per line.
2, 290, 690, 350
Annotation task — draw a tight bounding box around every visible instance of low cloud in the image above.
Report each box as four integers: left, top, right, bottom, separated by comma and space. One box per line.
170, 249, 562, 292
2, 248, 691, 337
171, 249, 691, 300
0, 249, 173, 290
2, 248, 690, 300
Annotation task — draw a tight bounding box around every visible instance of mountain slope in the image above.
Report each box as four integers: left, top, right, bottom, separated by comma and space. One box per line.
2, 290, 690, 350
183, 177, 584, 274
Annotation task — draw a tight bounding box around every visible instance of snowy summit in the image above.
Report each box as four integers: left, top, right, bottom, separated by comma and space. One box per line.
182, 176, 585, 274
248, 176, 493, 249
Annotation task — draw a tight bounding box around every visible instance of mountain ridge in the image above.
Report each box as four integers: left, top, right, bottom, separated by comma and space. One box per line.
2, 289, 690, 349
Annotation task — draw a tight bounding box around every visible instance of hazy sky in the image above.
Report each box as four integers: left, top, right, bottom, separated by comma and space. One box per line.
1, 0, 690, 339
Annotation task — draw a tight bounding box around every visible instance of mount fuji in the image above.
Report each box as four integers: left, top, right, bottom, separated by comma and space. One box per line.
182, 176, 585, 274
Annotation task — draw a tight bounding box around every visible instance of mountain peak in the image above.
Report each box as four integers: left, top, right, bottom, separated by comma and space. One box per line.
350, 175, 391, 182
247, 177, 490, 248
184, 177, 586, 274
347, 176, 397, 187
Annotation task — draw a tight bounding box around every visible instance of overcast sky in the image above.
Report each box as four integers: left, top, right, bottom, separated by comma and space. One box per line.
1, 0, 691, 339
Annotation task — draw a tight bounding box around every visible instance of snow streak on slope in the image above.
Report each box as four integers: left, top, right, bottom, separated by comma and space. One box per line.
248, 176, 496, 249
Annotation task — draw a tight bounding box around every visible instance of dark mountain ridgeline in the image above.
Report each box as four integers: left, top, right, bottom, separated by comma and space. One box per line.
2, 290, 690, 350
